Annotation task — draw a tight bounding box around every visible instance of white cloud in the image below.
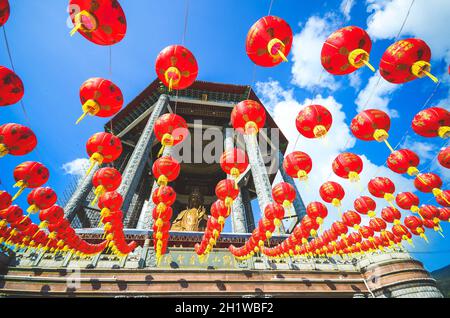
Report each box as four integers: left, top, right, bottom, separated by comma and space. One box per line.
402, 135, 437, 161
341, 0, 356, 21
62, 158, 90, 177
348, 72, 362, 90
355, 72, 400, 117
290, 15, 340, 91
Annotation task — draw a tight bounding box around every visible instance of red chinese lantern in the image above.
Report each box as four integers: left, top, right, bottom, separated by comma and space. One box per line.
69, 0, 127, 46
396, 192, 420, 214
392, 224, 413, 245
154, 113, 189, 156
438, 207, 450, 222
91, 167, 122, 205
12, 161, 49, 200
85, 132, 122, 174
0, 0, 10, 27
210, 200, 230, 225
0, 66, 24, 107
0, 190, 12, 211
0, 123, 37, 158
152, 206, 173, 229
438, 146, 450, 169
359, 225, 375, 241
306, 201, 328, 226
26, 187, 57, 214
76, 78, 123, 124
387, 149, 420, 176
354, 196, 377, 218
152, 156, 180, 187
436, 190, 450, 207
381, 206, 402, 225
215, 179, 240, 210
342, 210, 362, 230
283, 151, 313, 181
152, 185, 177, 213
369, 217, 387, 233
350, 109, 395, 152
0, 205, 23, 224
39, 205, 64, 227
331, 221, 348, 240
231, 100, 267, 135
420, 205, 440, 222
404, 215, 428, 242
271, 182, 296, 211
220, 148, 249, 185
301, 215, 319, 237
411, 107, 450, 139
98, 191, 123, 224
380, 38, 438, 84
319, 181, 345, 207
295, 105, 333, 139
414, 173, 447, 203
368, 177, 396, 203
155, 45, 198, 91
332, 152, 363, 182
321, 26, 375, 75
246, 16, 293, 67
264, 203, 285, 228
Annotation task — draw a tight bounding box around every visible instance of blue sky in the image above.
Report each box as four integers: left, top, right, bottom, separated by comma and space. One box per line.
1, 0, 450, 271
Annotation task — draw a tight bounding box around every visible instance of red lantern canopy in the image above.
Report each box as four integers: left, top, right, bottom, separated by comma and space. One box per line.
69, 0, 127, 45
387, 149, 420, 176
231, 100, 267, 135
155, 45, 198, 91
152, 156, 180, 187
321, 26, 375, 75
368, 177, 396, 203
0, 0, 10, 27
246, 16, 293, 67
85, 132, 122, 174
210, 200, 230, 225
319, 181, 345, 207
295, 105, 333, 139
12, 161, 49, 200
354, 196, 377, 218
26, 187, 57, 214
0, 123, 37, 158
220, 148, 249, 184
215, 179, 240, 210
411, 107, 450, 139
92, 167, 122, 205
342, 210, 362, 230
306, 201, 328, 226
436, 190, 450, 207
154, 113, 189, 156
395, 192, 420, 214
0, 190, 12, 211
381, 206, 402, 225
438, 146, 450, 169
350, 109, 395, 152
271, 182, 296, 210
379, 38, 438, 84
0, 66, 24, 107
283, 151, 313, 181
332, 152, 363, 182
76, 78, 123, 124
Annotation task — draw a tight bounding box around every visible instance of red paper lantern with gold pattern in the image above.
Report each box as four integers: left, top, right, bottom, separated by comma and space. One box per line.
283, 151, 313, 181
359, 225, 375, 241
381, 206, 402, 225
306, 201, 328, 226
155, 45, 198, 91
395, 192, 420, 214
12, 161, 49, 200
39, 205, 64, 227
152, 185, 176, 209
404, 215, 428, 241
0, 66, 24, 107
319, 181, 345, 207
0, 190, 12, 211
354, 196, 377, 218
264, 203, 285, 227
331, 221, 348, 239
92, 167, 122, 205
152, 156, 180, 187
368, 177, 396, 202
272, 182, 296, 210
295, 105, 333, 139
0, 123, 37, 158
154, 113, 189, 155
342, 210, 362, 230
332, 152, 363, 182
231, 100, 267, 135
76, 78, 123, 124
438, 146, 450, 169
69, 0, 127, 46
211, 200, 230, 225
392, 224, 413, 244
380, 38, 438, 84
301, 215, 319, 237
321, 26, 375, 75
369, 217, 387, 233
0, 205, 23, 224
387, 149, 420, 176
436, 190, 450, 207
350, 109, 394, 151
26, 187, 57, 214
419, 205, 440, 222
220, 148, 249, 181
411, 107, 450, 139
85, 132, 122, 174
414, 173, 444, 199
438, 207, 450, 222
246, 16, 293, 67
216, 179, 240, 210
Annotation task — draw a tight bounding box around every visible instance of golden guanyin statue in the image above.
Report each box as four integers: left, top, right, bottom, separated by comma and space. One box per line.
171, 188, 208, 232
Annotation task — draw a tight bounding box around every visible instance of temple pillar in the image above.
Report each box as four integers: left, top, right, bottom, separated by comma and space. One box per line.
224, 127, 247, 233
278, 150, 307, 221
64, 165, 100, 224
240, 186, 255, 232
243, 134, 285, 233
118, 94, 169, 226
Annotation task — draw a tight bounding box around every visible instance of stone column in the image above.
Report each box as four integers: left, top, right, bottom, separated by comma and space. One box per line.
118, 94, 169, 226
278, 150, 307, 220
240, 187, 255, 232
64, 165, 100, 223
224, 127, 247, 233
243, 134, 285, 233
